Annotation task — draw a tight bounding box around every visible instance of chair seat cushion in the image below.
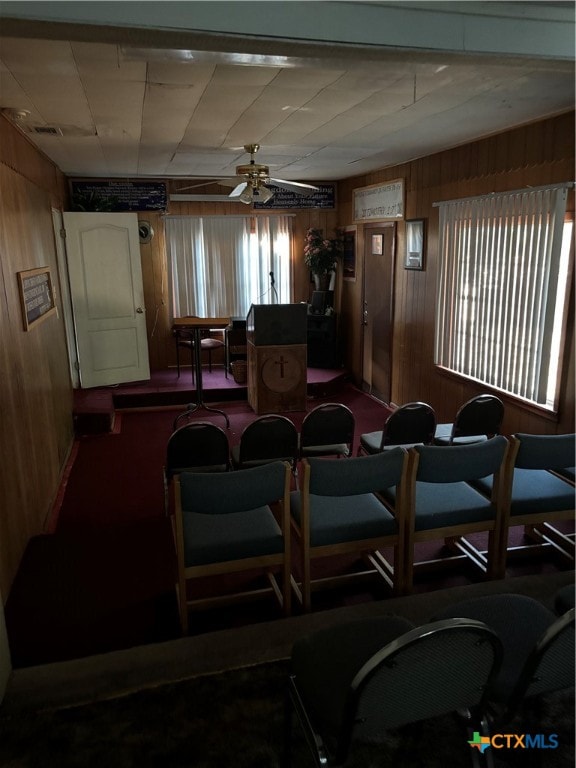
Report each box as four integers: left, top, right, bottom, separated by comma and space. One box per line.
382, 481, 494, 531
360, 431, 424, 452
473, 469, 575, 515
290, 491, 397, 546
301, 443, 350, 457
434, 435, 488, 446
434, 422, 488, 446
555, 467, 575, 483
413, 481, 495, 530
200, 338, 224, 349
359, 431, 383, 453
182, 506, 283, 566
230, 445, 295, 468
292, 616, 415, 734
434, 423, 452, 438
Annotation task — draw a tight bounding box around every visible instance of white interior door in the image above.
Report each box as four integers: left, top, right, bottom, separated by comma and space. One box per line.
63, 212, 150, 388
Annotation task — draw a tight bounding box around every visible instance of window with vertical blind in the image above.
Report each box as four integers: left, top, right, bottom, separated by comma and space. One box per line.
434, 184, 573, 411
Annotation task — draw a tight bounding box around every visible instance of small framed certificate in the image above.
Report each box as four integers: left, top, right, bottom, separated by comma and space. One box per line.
404, 219, 426, 270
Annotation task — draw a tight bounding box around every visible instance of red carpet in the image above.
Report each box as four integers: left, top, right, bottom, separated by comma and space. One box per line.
5, 381, 572, 667
59, 382, 391, 530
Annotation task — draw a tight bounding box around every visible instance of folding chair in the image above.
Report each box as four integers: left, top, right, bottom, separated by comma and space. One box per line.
357, 401, 436, 455
231, 414, 299, 472
285, 615, 502, 767
434, 594, 575, 726
434, 394, 504, 446
299, 402, 355, 459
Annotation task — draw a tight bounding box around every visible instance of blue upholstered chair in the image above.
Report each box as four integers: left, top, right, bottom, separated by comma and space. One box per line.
299, 402, 355, 459
285, 615, 502, 767
434, 594, 575, 725
472, 433, 575, 566
290, 449, 408, 611
173, 461, 292, 634
434, 393, 504, 446
357, 401, 436, 455
394, 436, 509, 592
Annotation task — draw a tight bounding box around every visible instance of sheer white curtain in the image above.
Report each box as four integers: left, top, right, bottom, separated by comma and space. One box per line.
166, 215, 293, 318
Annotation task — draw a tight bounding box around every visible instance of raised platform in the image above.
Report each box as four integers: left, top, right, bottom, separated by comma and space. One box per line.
73, 367, 349, 433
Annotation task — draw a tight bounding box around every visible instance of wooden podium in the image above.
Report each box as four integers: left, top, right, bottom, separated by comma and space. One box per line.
246, 303, 308, 414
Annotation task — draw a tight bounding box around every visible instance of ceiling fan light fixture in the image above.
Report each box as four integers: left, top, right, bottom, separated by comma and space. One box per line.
177, 142, 318, 201
256, 186, 274, 204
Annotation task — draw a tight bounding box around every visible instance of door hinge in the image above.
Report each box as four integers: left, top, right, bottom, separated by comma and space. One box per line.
60, 228, 66, 239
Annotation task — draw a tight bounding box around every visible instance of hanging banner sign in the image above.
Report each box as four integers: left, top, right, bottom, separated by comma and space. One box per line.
353, 179, 404, 222
253, 184, 335, 210
70, 180, 168, 212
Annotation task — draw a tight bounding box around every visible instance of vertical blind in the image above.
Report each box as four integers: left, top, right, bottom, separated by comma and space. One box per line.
166, 215, 293, 319
435, 185, 570, 407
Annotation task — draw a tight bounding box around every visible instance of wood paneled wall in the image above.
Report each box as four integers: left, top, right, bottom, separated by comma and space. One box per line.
337, 112, 575, 435
0, 117, 72, 598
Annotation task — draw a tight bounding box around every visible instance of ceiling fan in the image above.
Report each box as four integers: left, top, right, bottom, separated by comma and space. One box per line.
176, 144, 319, 204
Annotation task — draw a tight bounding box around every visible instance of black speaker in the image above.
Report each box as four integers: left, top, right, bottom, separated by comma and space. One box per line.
307, 315, 339, 368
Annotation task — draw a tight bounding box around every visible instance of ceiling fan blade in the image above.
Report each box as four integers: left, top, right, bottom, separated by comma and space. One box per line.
176, 177, 241, 192
217, 177, 246, 188
176, 180, 218, 192
229, 181, 248, 197
269, 178, 319, 195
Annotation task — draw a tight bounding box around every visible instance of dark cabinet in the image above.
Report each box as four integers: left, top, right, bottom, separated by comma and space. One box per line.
307, 314, 340, 368
225, 321, 247, 375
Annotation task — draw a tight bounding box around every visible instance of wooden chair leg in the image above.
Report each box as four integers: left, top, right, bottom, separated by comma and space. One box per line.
393, 541, 405, 595
486, 530, 505, 580
404, 533, 415, 594
301, 544, 311, 613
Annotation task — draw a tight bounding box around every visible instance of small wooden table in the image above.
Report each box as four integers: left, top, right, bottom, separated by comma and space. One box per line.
172, 317, 230, 427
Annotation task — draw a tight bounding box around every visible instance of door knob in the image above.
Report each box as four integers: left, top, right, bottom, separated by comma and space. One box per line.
136, 307, 144, 314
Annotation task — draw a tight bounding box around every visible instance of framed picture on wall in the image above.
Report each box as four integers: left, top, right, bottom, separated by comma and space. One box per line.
17, 266, 57, 331
404, 219, 426, 270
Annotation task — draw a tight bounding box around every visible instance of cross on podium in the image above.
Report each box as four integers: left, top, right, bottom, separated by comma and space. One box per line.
274, 354, 288, 378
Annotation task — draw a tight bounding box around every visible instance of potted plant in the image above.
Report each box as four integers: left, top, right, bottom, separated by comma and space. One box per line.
304, 228, 342, 290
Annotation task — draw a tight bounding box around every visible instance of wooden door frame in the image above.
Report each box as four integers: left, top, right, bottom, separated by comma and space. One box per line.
361, 221, 397, 402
